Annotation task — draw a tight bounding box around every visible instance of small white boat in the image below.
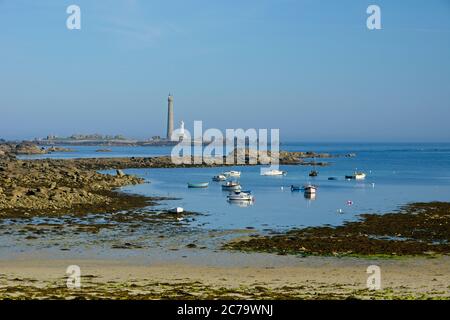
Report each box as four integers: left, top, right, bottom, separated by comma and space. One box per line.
354, 172, 366, 180
227, 191, 254, 201
222, 181, 242, 191
169, 207, 184, 213
261, 169, 286, 176
212, 174, 227, 181
222, 170, 241, 177
345, 172, 366, 180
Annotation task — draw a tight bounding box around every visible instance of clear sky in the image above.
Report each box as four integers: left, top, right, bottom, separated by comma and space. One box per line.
1, 0, 450, 142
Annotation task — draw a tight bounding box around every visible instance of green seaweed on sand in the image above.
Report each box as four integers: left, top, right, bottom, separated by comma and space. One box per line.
1, 278, 448, 300
223, 202, 450, 257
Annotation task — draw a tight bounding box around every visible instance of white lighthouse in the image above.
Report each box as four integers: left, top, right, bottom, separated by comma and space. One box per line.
177, 120, 187, 141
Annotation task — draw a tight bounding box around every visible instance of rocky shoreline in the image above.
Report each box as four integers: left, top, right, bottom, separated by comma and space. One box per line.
0, 158, 152, 218
0, 142, 74, 157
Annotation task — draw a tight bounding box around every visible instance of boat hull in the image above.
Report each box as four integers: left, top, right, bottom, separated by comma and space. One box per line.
187, 183, 209, 188
345, 173, 366, 180
227, 192, 253, 201
222, 185, 242, 191
261, 170, 286, 176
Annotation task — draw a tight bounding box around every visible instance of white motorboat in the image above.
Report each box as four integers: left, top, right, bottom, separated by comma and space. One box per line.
345, 172, 366, 180
261, 169, 286, 176
169, 207, 184, 213
354, 172, 366, 180
212, 174, 227, 181
227, 191, 254, 201
222, 181, 242, 191
222, 170, 241, 177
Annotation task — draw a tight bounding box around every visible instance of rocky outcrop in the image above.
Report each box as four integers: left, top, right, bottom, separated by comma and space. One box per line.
46, 146, 74, 153
226, 148, 333, 166
0, 142, 47, 156
47, 150, 334, 172
14, 142, 47, 155
0, 159, 147, 217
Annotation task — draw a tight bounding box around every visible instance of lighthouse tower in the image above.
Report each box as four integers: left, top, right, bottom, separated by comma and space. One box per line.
166, 93, 174, 140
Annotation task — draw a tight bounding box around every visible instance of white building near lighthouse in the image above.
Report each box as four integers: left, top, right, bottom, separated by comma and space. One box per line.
175, 120, 187, 141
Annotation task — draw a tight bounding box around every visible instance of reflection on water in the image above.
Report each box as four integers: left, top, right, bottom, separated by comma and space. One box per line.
304, 193, 316, 200
227, 200, 255, 208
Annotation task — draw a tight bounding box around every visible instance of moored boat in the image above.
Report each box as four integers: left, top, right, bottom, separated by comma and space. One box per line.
212, 174, 227, 181
304, 185, 317, 194
187, 182, 209, 188
222, 171, 241, 177
345, 172, 366, 180
169, 207, 184, 213
221, 181, 241, 191
261, 169, 286, 176
227, 191, 254, 201
309, 170, 318, 177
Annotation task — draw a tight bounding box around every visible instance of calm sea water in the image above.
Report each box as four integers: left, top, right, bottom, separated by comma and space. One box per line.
21, 143, 450, 231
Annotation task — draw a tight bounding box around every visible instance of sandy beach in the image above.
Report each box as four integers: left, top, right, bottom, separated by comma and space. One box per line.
1, 252, 449, 299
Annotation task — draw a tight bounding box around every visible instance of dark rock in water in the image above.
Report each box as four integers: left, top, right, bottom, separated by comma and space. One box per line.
15, 143, 47, 155
186, 243, 197, 248
116, 169, 125, 177
1, 142, 46, 156
46, 146, 74, 153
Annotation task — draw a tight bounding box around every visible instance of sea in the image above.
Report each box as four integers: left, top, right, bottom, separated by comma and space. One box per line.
18, 143, 450, 231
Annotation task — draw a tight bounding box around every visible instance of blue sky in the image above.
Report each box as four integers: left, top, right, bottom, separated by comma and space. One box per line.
1, 0, 449, 142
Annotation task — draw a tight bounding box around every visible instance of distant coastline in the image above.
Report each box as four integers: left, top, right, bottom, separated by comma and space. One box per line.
34, 139, 178, 147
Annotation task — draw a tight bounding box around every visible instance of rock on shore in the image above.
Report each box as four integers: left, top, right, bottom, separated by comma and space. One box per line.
46, 146, 74, 153
0, 158, 147, 217
0, 142, 47, 156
